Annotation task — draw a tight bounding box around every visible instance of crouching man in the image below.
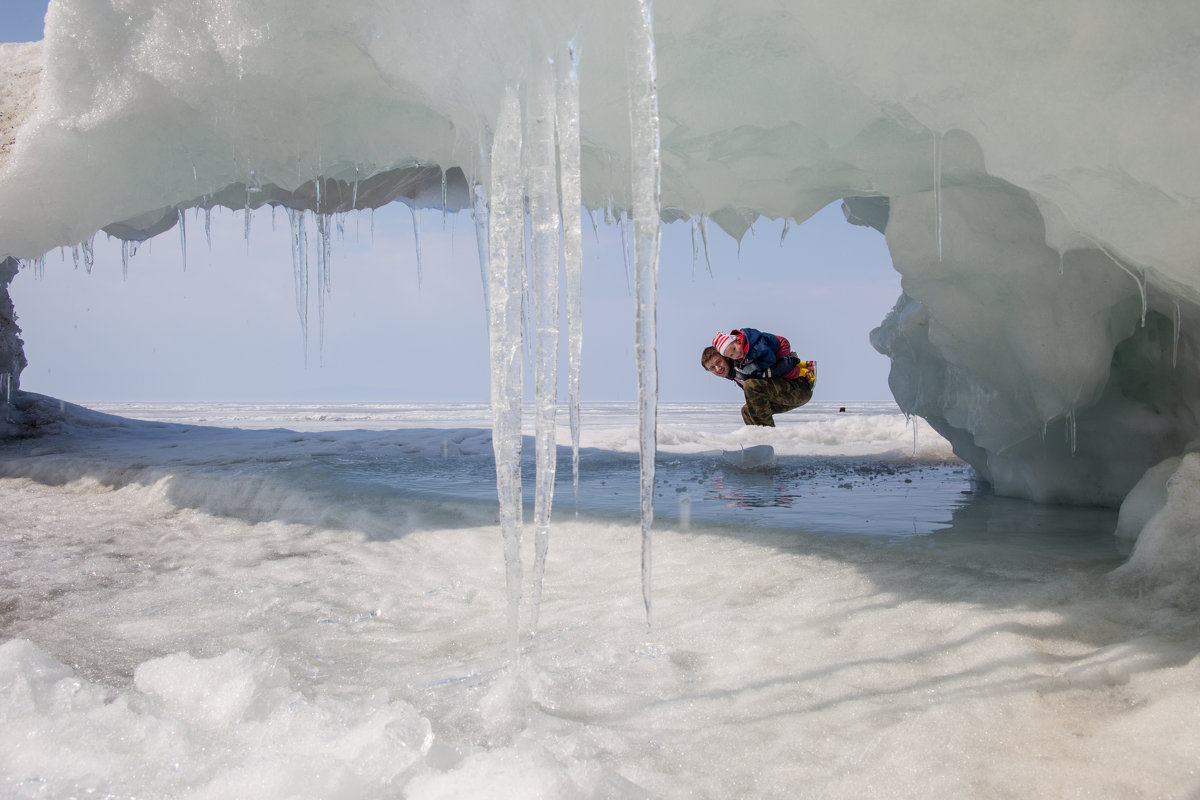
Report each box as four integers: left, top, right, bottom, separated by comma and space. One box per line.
702, 328, 815, 427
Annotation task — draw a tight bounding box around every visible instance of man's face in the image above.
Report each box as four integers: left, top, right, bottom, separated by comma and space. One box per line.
704, 354, 730, 378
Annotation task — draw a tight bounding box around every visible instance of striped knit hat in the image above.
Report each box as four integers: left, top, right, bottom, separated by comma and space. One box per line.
712, 332, 738, 356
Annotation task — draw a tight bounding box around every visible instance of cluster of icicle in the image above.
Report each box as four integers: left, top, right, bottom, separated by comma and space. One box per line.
479, 0, 662, 665
21, 0, 663, 669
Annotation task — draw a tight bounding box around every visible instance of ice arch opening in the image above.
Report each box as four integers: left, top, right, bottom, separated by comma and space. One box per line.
2, 0, 1200, 548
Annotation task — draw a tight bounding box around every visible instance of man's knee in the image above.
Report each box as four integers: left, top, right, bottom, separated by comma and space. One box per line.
741, 404, 775, 426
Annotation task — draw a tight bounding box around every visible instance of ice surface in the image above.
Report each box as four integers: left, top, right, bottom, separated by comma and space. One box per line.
3, 400, 1199, 798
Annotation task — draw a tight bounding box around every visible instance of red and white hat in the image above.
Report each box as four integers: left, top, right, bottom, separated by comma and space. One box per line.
712, 332, 738, 356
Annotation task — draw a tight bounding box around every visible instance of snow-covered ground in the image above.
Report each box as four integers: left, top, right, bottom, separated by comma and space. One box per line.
2, 399, 1198, 798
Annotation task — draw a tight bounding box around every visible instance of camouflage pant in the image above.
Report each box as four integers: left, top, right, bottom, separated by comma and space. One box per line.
741, 377, 813, 427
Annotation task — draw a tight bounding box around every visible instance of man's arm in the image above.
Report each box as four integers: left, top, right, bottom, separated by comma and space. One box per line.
735, 354, 800, 380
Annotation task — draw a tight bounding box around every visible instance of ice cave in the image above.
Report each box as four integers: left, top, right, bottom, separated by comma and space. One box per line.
2, 0, 1200, 555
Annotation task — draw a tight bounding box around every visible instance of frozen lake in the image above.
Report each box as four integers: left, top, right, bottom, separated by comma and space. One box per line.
2, 399, 1194, 799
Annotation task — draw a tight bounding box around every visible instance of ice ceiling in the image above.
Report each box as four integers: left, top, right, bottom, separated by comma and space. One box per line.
2, 0, 1200, 515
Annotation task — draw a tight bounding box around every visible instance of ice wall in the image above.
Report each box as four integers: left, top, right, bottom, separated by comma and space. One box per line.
2, 1, 1200, 535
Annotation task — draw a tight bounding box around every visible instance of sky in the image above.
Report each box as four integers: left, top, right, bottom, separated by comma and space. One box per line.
3, 1, 902, 405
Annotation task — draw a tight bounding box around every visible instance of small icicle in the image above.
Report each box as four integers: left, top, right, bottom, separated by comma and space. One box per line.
244, 194, 252, 252
1086, 233, 1147, 327
441, 170, 448, 228
933, 130, 943, 262
121, 240, 131, 279
617, 210, 633, 294
286, 208, 309, 361
780, 218, 791, 246
588, 206, 602, 244
351, 166, 360, 210
314, 212, 331, 363
698, 214, 713, 275
409, 205, 423, 290
1173, 299, 1182, 368
204, 208, 213, 250
690, 217, 700, 279
82, 238, 94, 273
627, 0, 662, 632
71, 245, 80, 270
472, 182, 491, 316
1066, 407, 1077, 456
177, 209, 188, 272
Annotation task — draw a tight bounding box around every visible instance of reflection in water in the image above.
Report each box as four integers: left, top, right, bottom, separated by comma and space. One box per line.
308, 442, 1122, 567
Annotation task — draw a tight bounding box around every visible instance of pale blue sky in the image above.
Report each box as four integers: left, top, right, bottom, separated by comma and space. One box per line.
4, 1, 902, 404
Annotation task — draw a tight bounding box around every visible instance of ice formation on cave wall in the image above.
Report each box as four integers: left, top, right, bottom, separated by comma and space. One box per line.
2, 0, 1200, 532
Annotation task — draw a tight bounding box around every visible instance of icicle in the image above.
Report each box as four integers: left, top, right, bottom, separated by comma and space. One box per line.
698, 214, 713, 275
1173, 299, 1181, 368
1084, 232, 1147, 327
177, 209, 188, 272
121, 240, 131, 279
690, 217, 700, 278
780, 218, 791, 246
441, 170, 448, 227
628, 0, 662, 631
409, 206, 423, 289
558, 40, 584, 506
286, 208, 309, 361
71, 245, 80, 270
525, 57, 563, 640
243, 194, 252, 251
588, 207, 602, 244
473, 182, 491, 316
617, 211, 633, 293
933, 130, 943, 261
912, 416, 918, 456
487, 85, 526, 665
316, 212, 332, 360
1066, 407, 1077, 455
204, 207, 213, 249
351, 166, 360, 210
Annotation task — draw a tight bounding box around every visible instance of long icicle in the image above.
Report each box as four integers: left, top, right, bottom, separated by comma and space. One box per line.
558, 40, 584, 505
526, 58, 563, 640
628, 0, 662, 631
487, 86, 526, 665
